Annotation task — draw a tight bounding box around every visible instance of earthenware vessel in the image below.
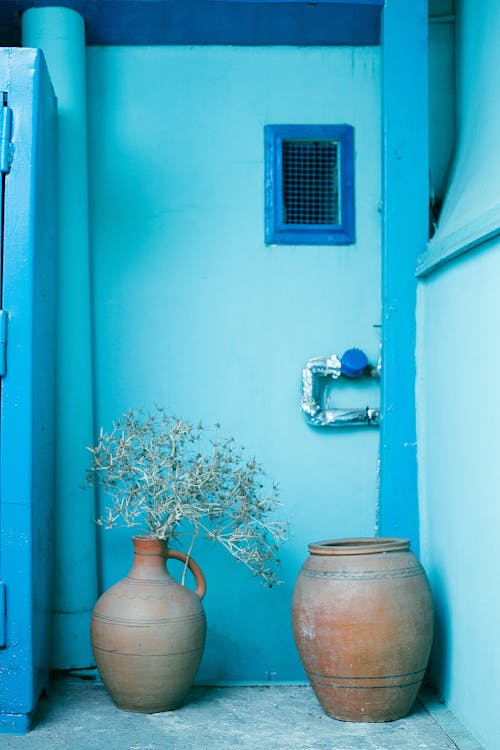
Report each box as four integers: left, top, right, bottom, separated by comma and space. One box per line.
292, 538, 434, 722
91, 535, 206, 713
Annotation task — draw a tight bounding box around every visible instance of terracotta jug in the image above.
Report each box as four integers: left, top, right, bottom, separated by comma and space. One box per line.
91, 535, 206, 713
292, 538, 434, 722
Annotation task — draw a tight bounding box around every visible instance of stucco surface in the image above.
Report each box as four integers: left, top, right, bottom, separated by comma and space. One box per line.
417, 3, 500, 748
86, 45, 382, 682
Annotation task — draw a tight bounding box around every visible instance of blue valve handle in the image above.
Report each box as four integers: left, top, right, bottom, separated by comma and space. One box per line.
340, 348, 368, 378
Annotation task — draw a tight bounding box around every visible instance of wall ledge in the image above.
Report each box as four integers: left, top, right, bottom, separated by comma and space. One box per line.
417, 203, 500, 278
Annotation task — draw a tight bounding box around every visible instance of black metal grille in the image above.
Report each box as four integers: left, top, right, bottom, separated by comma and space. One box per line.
282, 139, 339, 225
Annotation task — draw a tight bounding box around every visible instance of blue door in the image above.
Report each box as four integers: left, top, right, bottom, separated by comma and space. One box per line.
0, 48, 57, 734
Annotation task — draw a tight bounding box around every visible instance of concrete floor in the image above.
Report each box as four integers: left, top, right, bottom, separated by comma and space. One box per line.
3, 676, 482, 750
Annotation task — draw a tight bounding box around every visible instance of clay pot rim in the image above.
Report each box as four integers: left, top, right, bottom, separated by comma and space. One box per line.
131, 534, 168, 555
308, 537, 410, 555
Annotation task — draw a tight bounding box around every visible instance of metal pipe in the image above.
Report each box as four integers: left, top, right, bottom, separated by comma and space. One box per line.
301, 354, 380, 428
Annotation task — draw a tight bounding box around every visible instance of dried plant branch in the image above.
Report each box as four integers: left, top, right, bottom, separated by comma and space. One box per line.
182, 531, 197, 588
86, 408, 288, 586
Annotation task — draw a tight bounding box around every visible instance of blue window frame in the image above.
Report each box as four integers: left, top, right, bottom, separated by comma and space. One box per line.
265, 124, 355, 245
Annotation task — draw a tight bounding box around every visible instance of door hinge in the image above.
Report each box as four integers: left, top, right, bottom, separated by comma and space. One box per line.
0, 581, 5, 647
0, 310, 7, 377
0, 93, 12, 174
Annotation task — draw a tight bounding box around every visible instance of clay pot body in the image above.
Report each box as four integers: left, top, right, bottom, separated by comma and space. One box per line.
292, 538, 434, 722
91, 535, 206, 713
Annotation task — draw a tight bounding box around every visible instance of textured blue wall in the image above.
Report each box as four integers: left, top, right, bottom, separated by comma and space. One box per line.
417, 2, 500, 747
87, 46, 381, 682
418, 247, 500, 750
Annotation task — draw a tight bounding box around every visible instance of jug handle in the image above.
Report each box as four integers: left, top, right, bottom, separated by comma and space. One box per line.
167, 548, 206, 600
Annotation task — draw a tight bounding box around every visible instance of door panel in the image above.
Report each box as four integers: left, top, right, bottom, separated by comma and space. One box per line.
0, 48, 57, 734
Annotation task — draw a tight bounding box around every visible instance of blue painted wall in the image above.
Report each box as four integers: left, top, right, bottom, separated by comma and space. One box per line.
417, 2, 500, 747
87, 46, 381, 681
418, 248, 500, 750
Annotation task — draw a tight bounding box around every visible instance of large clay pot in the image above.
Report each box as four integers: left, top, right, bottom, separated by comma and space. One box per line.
91, 535, 206, 713
292, 538, 434, 722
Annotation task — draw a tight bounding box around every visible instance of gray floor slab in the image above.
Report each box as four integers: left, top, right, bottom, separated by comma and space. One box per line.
3, 677, 462, 750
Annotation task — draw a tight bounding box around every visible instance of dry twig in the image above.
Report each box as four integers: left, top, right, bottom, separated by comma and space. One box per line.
86, 408, 287, 586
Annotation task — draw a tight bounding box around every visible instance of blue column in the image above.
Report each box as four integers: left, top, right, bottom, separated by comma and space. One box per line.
380, 0, 428, 552
22, 7, 97, 668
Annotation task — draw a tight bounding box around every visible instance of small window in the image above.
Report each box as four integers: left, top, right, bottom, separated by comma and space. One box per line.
265, 125, 355, 245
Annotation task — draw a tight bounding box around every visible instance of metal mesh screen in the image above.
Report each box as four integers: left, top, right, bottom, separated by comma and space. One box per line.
282, 139, 339, 225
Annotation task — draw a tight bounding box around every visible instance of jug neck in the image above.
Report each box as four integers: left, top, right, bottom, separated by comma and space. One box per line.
129, 535, 170, 580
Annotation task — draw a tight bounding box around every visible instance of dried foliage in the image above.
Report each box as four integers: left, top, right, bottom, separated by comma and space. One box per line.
86, 408, 287, 586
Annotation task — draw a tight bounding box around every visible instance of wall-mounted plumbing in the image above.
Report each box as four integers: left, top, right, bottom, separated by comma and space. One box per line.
301, 348, 380, 428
